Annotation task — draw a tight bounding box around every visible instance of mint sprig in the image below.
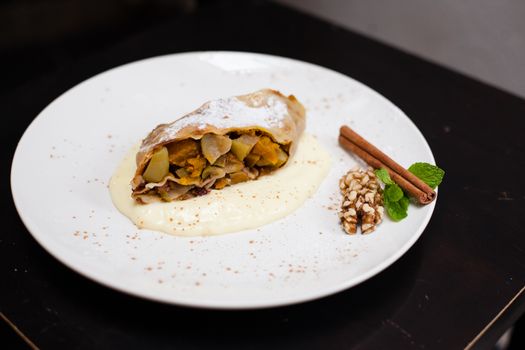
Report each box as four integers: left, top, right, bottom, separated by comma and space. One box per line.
375, 162, 444, 221
408, 162, 445, 189
375, 168, 409, 221
385, 194, 409, 221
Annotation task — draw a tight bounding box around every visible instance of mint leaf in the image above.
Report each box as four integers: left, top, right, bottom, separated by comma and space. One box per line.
385, 196, 408, 221
385, 184, 403, 202
383, 184, 409, 221
375, 168, 394, 185
408, 162, 445, 189
399, 195, 410, 211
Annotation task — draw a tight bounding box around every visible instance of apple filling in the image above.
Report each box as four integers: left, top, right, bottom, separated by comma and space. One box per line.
134, 131, 290, 202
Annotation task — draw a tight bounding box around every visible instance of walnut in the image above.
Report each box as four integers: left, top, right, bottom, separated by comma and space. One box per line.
339, 167, 384, 234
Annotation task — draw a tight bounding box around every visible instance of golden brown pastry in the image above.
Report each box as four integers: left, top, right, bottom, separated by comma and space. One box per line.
131, 89, 305, 203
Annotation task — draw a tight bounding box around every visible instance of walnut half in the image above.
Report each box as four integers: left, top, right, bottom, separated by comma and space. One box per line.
339, 167, 384, 234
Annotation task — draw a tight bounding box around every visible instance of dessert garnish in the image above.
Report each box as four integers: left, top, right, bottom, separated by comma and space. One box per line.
339, 125, 444, 222
339, 167, 384, 234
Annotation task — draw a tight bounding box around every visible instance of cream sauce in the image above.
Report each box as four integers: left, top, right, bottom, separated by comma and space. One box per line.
109, 133, 331, 236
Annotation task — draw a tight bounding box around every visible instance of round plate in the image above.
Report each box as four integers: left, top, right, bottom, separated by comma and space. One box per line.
11, 52, 436, 309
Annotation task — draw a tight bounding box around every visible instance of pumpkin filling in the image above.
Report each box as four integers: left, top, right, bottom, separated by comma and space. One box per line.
136, 130, 290, 202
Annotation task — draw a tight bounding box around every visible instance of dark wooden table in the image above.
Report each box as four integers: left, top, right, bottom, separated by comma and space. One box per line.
2, 1, 524, 349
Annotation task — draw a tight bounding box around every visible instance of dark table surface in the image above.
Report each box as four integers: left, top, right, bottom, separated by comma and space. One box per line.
2, 1, 525, 349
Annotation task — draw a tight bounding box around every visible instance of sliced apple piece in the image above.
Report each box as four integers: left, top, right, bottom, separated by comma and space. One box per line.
201, 166, 226, 180
231, 134, 259, 161
143, 147, 169, 183
229, 171, 250, 184
186, 157, 207, 177
213, 177, 230, 189
274, 148, 289, 167
244, 153, 260, 167
201, 134, 232, 164
223, 153, 245, 173
255, 157, 273, 167
252, 136, 280, 165
213, 154, 227, 167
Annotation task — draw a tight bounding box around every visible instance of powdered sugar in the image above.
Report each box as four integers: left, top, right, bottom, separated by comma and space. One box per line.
162, 94, 288, 137
137, 90, 299, 158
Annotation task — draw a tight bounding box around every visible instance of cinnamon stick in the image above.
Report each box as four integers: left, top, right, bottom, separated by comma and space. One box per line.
339, 125, 435, 204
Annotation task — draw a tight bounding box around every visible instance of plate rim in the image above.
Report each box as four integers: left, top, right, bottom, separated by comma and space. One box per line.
10, 50, 437, 309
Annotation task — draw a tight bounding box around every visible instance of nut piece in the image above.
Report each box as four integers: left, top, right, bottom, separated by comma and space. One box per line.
339, 167, 384, 234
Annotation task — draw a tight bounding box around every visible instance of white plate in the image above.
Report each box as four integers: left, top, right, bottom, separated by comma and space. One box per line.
11, 52, 436, 309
